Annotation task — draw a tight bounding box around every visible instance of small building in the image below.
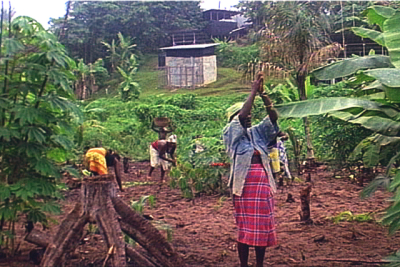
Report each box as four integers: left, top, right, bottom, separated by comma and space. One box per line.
159, 43, 219, 89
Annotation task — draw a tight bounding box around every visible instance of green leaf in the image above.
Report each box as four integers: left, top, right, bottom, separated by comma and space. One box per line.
360, 174, 391, 198
37, 179, 56, 196
330, 111, 400, 136
46, 50, 67, 67
390, 171, 400, 192
0, 127, 11, 141
44, 94, 73, 111
363, 80, 385, 91
18, 142, 44, 159
26, 126, 46, 143
364, 6, 395, 30
26, 209, 47, 224
275, 97, 390, 118
364, 68, 400, 87
305, 75, 313, 99
34, 158, 60, 178
0, 185, 11, 201
351, 27, 385, 46
386, 153, 400, 177
312, 56, 394, 80
3, 38, 24, 55
62, 166, 80, 178
13, 106, 40, 126
363, 142, 380, 167
41, 201, 61, 214
51, 135, 74, 150
47, 148, 67, 163
383, 11, 400, 68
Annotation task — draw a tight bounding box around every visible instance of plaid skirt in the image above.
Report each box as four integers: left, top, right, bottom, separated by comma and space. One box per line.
233, 164, 277, 247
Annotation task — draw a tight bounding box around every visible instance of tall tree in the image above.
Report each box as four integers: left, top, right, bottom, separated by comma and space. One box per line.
240, 1, 340, 159
49, 1, 205, 65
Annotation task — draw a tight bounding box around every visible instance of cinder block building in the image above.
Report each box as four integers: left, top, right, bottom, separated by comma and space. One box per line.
159, 43, 219, 89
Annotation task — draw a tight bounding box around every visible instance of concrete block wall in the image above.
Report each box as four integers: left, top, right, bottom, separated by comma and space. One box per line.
165, 56, 217, 87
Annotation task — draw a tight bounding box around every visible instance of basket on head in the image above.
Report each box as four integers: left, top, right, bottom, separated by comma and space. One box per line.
153, 117, 170, 127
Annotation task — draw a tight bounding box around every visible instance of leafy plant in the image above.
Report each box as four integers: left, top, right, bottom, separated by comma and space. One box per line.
214, 39, 261, 69
328, 211, 374, 224
170, 137, 229, 199
130, 195, 156, 215
0, 16, 80, 253
274, 6, 400, 253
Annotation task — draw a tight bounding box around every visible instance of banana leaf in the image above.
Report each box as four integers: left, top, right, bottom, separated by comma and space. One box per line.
351, 27, 385, 46
312, 56, 394, 80
330, 111, 400, 136
383, 11, 400, 68
363, 6, 395, 30
364, 69, 400, 87
275, 97, 397, 118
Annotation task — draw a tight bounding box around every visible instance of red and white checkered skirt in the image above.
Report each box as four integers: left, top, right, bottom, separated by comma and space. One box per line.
233, 163, 277, 247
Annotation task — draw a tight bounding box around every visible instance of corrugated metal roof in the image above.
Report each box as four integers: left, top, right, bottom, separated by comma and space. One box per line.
160, 43, 219, 50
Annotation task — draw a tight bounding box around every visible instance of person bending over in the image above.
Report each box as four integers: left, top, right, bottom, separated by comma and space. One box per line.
147, 135, 177, 183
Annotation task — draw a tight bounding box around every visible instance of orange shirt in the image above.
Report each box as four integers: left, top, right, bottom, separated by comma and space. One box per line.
85, 148, 108, 175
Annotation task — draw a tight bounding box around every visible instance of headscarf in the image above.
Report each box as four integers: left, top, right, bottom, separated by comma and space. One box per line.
168, 134, 177, 143
226, 102, 244, 122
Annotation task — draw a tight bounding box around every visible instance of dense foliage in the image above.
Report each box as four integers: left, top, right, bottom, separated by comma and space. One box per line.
0, 16, 80, 251
275, 6, 400, 262
50, 1, 205, 63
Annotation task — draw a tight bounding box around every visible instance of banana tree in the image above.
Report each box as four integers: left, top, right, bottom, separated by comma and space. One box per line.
74, 58, 108, 100
276, 5, 400, 244
258, 1, 342, 159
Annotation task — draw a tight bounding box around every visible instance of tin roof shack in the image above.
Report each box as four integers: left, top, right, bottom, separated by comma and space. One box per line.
159, 43, 219, 89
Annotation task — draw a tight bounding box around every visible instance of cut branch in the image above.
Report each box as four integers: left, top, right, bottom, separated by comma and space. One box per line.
113, 197, 185, 267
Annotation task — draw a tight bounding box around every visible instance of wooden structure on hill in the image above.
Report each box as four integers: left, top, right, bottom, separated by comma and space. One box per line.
203, 9, 241, 40
166, 9, 242, 47
158, 43, 219, 89
331, 31, 387, 58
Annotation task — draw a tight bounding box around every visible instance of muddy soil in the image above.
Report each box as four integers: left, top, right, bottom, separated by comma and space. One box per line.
1, 162, 399, 267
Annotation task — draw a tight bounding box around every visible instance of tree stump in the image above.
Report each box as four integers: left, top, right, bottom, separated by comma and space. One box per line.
34, 174, 185, 267
123, 157, 130, 173
41, 175, 126, 267
299, 185, 313, 224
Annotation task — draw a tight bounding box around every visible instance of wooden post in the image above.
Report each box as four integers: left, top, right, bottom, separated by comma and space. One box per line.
299, 185, 313, 224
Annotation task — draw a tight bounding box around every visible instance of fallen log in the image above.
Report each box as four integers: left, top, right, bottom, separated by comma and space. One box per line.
25, 229, 159, 267
112, 197, 185, 267
125, 244, 160, 267
25, 229, 50, 248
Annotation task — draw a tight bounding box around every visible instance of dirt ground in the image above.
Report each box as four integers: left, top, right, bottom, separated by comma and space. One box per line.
1, 161, 400, 267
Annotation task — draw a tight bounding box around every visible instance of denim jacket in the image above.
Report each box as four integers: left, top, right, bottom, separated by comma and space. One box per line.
223, 115, 279, 196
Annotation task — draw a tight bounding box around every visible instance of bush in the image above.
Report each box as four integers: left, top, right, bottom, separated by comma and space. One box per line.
214, 39, 261, 69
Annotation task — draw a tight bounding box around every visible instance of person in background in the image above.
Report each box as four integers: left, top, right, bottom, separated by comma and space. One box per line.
151, 121, 174, 140
147, 135, 177, 183
223, 74, 279, 267
268, 136, 281, 183
277, 132, 292, 181
84, 147, 123, 191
